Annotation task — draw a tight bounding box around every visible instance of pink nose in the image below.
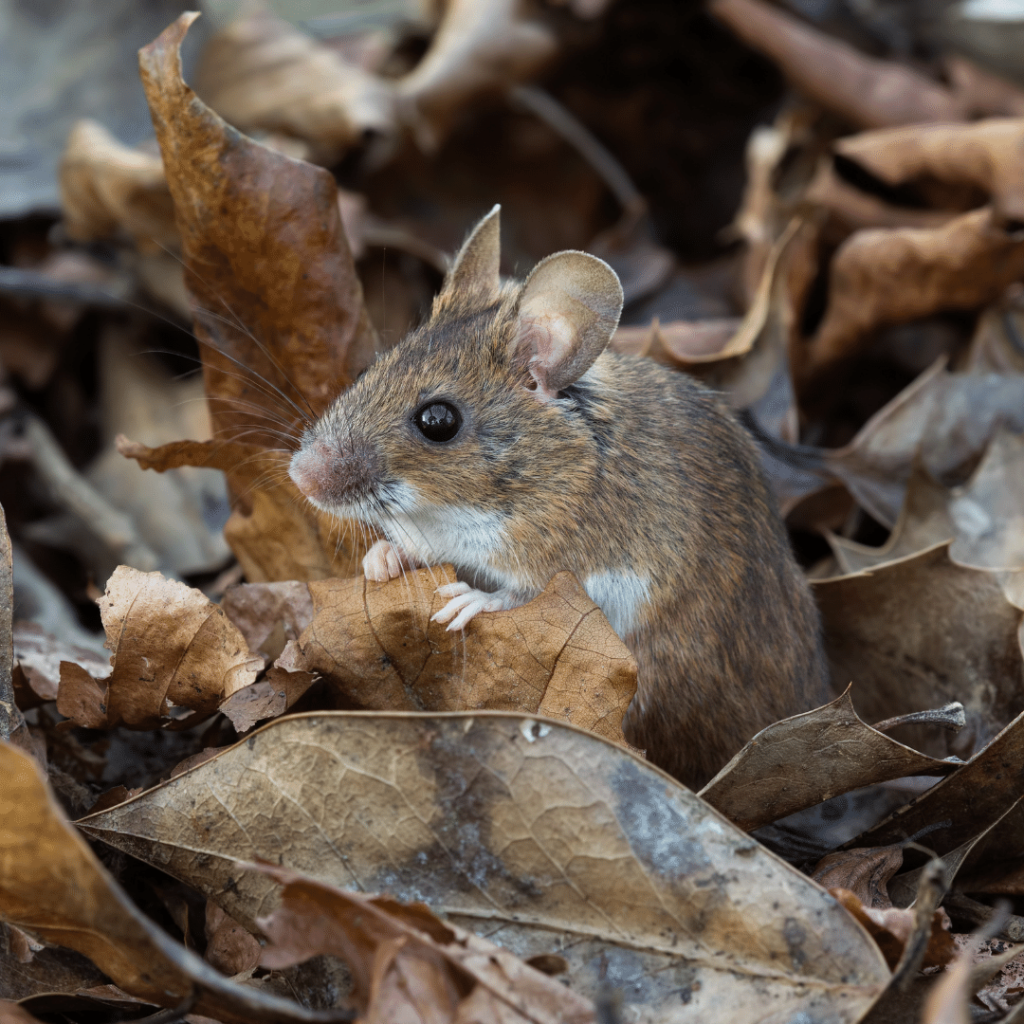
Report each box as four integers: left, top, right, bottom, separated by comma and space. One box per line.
289, 439, 336, 504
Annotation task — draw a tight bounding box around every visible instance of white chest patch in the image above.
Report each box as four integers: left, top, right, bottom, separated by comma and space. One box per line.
384, 500, 509, 576
583, 571, 652, 639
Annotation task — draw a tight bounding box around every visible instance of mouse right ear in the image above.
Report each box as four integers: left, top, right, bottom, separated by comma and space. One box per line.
437, 204, 502, 308
514, 250, 623, 400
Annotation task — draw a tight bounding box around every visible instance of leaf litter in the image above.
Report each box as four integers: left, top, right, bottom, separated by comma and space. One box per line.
4, 2, 1024, 1022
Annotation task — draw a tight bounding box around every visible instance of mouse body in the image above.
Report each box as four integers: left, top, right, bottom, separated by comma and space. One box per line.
289, 206, 829, 788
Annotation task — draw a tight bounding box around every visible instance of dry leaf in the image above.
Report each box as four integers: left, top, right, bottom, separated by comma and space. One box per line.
709, 0, 964, 130
921, 929, 1022, 1024
812, 846, 905, 909
946, 54, 1024, 119
815, 543, 1024, 753
220, 581, 314, 660
292, 568, 636, 745
610, 318, 741, 365
195, 11, 396, 165
59, 119, 177, 254
700, 688, 956, 832
801, 208, 1024, 381
397, 0, 557, 151
204, 902, 261, 977
835, 119, 1024, 224
0, 741, 344, 1023
78, 712, 891, 1022
55, 566, 260, 730
12, 622, 109, 709
256, 866, 595, 1024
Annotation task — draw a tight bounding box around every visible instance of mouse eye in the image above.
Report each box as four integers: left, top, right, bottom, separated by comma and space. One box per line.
414, 401, 462, 443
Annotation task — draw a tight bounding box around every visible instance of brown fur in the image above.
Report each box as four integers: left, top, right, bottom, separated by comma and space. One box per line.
292, 214, 829, 790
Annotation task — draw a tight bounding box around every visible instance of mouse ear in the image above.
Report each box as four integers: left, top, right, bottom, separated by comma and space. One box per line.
514, 251, 623, 398
438, 204, 502, 307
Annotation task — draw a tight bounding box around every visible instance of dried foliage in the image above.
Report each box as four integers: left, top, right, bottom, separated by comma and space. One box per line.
4, 2, 1024, 1023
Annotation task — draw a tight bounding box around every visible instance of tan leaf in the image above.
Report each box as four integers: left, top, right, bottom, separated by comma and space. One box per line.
800, 208, 1024, 381
195, 11, 396, 165
699, 688, 956, 832
78, 712, 891, 1022
293, 568, 636, 746
709, 0, 964, 130
396, 0, 557, 151
255, 866, 595, 1024
815, 543, 1024, 754
812, 846, 905, 909
220, 581, 315, 660
57, 566, 261, 730
835, 119, 1024, 223
12, 622, 109, 708
204, 903, 261, 977
59, 119, 177, 254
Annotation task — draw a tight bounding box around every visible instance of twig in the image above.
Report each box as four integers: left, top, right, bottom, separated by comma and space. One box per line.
0, 502, 13, 741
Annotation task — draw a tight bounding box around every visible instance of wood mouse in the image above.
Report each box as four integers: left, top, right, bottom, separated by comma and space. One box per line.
289, 206, 829, 788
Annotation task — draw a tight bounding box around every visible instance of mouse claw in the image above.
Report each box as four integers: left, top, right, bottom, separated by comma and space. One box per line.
432, 586, 511, 631
363, 539, 412, 582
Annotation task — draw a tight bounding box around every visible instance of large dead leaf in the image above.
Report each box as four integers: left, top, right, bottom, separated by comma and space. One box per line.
709, 0, 964, 130
78, 712, 891, 1022
814, 543, 1024, 754
699, 688, 956, 833
55, 565, 260, 730
0, 741, 347, 1023
293, 568, 636, 745
834, 119, 1024, 224
195, 11, 396, 165
800, 208, 1024, 382
257, 866, 595, 1024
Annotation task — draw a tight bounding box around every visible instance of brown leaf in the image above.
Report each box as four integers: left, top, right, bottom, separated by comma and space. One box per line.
137, 12, 377, 484
835, 119, 1024, 224
699, 688, 956, 832
220, 581, 315, 659
812, 845, 905, 909
59, 119, 177, 254
610, 318, 741, 365
396, 0, 557, 152
13, 624, 109, 710
56, 566, 260, 730
709, 0, 964, 130
921, 930, 1023, 1024
815, 543, 1024, 754
800, 208, 1024, 381
255, 866, 595, 1024
78, 712, 891, 1021
0, 741, 344, 1023
195, 11, 396, 165
946, 54, 1024, 120
0, 1001, 43, 1023
293, 568, 636, 746
204, 903, 261, 977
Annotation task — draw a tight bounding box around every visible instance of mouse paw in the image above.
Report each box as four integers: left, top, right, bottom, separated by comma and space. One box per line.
362, 539, 415, 582
432, 583, 514, 632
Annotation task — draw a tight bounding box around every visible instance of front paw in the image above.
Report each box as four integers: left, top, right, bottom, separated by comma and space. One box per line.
362, 539, 414, 582
432, 582, 514, 632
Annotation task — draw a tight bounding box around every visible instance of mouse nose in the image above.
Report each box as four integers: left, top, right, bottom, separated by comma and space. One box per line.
289, 435, 380, 509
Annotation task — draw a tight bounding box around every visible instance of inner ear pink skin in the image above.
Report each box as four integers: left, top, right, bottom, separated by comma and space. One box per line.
518, 316, 575, 401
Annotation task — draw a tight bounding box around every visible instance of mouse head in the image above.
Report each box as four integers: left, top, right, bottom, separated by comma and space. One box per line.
289, 206, 624, 553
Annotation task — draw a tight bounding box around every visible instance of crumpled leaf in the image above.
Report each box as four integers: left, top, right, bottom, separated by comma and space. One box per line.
59, 119, 177, 254
800, 208, 1024, 381
195, 11, 396, 165
835, 119, 1024, 224
0, 741, 346, 1024
220, 580, 314, 661
699, 688, 956, 832
396, 0, 557, 151
256, 865, 595, 1024
815, 543, 1024, 754
55, 565, 260, 730
292, 568, 636, 745
812, 845, 906, 909
12, 622, 109, 710
709, 0, 964, 130
78, 712, 891, 1022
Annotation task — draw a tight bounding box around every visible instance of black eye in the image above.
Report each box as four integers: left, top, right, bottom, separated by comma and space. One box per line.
414, 401, 462, 443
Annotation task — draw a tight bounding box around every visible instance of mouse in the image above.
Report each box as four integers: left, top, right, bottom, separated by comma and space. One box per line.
289, 205, 830, 789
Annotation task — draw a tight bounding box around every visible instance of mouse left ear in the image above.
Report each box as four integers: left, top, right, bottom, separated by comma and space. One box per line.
514, 251, 623, 399
438, 204, 502, 308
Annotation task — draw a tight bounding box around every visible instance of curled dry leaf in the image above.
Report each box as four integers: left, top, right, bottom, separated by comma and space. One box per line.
815, 543, 1024, 753
136, 13, 375, 577
699, 688, 956, 833
55, 566, 260, 730
255, 866, 595, 1024
293, 568, 636, 745
78, 712, 891, 1022
709, 0, 964, 130
812, 845, 905, 909
59, 119, 177, 254
12, 622, 109, 710
396, 0, 557, 151
220, 580, 314, 660
195, 11, 396, 165
0, 741, 346, 1024
800, 208, 1024, 382
835, 119, 1024, 224
610, 318, 742, 366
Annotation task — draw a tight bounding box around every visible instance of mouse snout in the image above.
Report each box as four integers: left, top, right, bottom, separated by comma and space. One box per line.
289, 434, 381, 510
